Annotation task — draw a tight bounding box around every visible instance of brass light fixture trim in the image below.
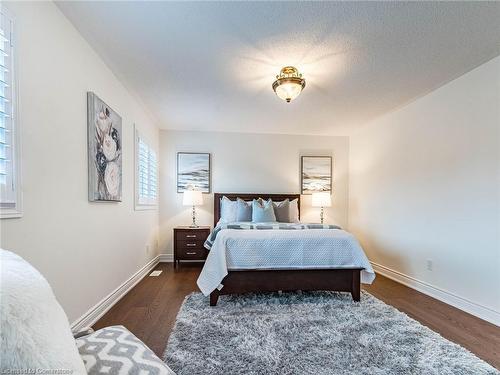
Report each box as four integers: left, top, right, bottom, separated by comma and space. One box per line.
272, 66, 306, 103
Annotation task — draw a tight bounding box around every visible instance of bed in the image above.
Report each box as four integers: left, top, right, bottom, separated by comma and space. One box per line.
197, 193, 375, 306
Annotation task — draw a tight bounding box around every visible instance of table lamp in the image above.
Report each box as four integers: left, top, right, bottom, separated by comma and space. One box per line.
312, 192, 332, 224
183, 189, 203, 228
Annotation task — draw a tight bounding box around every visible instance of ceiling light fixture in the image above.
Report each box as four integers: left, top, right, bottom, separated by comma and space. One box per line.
272, 66, 306, 103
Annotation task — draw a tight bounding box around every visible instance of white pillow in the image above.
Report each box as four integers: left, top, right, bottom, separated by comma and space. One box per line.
0, 249, 87, 374
219, 196, 237, 223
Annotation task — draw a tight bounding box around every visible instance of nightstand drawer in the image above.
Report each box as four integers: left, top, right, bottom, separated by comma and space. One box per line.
176, 240, 205, 250
176, 246, 207, 259
176, 231, 208, 241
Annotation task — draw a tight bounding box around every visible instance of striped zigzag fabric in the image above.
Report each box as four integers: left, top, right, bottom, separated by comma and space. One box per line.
76, 325, 175, 375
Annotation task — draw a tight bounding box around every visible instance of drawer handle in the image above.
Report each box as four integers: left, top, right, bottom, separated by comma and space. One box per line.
186, 252, 197, 255
186, 235, 197, 238
186, 243, 196, 247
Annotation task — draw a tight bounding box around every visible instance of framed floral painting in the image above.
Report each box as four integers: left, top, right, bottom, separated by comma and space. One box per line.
87, 92, 122, 202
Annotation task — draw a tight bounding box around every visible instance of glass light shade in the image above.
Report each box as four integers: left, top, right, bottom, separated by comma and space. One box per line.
311, 192, 332, 207
272, 66, 306, 103
275, 81, 303, 102
183, 190, 203, 206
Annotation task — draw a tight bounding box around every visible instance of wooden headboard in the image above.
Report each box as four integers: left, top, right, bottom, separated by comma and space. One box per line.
213, 193, 301, 227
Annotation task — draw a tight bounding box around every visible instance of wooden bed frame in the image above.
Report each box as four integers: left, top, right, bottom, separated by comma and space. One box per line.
210, 193, 362, 306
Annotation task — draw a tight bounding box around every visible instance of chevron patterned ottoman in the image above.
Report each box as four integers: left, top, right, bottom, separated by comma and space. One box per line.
76, 325, 175, 375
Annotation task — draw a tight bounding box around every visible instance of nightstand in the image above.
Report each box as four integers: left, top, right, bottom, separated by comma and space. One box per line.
173, 226, 211, 268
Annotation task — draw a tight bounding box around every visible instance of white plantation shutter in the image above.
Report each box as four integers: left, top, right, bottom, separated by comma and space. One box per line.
148, 146, 158, 200
135, 129, 158, 208
0, 8, 21, 218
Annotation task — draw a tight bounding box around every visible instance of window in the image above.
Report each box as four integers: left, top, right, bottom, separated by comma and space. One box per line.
0, 8, 21, 219
135, 128, 158, 209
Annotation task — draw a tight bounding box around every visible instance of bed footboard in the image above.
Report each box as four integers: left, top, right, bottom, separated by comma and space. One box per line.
209, 268, 361, 306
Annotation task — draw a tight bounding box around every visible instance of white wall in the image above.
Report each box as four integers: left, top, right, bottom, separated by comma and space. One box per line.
349, 56, 500, 324
0, 2, 160, 322
159, 130, 349, 255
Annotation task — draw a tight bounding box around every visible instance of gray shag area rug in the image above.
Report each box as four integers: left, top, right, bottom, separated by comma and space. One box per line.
164, 291, 498, 375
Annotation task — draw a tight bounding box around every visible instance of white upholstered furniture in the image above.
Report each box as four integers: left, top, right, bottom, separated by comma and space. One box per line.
0, 249, 175, 375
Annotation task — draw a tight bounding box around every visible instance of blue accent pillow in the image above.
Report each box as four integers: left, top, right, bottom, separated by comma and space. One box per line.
236, 198, 252, 221
252, 199, 277, 222
220, 196, 237, 223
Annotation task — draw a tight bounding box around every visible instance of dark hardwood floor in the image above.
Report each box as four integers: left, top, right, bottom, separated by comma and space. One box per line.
94, 262, 500, 369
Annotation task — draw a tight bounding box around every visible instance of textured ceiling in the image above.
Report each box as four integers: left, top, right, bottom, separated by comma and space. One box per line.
56, 1, 500, 135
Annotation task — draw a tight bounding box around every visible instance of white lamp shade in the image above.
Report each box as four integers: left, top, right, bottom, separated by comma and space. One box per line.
311, 192, 331, 207
183, 190, 203, 206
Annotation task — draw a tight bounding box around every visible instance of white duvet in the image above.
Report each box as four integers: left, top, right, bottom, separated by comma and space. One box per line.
197, 225, 375, 296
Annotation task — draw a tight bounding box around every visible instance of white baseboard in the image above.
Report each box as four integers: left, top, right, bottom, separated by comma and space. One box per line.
71, 255, 160, 331
159, 253, 173, 262
371, 262, 500, 327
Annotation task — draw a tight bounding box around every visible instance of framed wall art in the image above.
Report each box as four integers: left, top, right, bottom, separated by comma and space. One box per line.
301, 156, 332, 194
87, 92, 122, 202
177, 152, 211, 193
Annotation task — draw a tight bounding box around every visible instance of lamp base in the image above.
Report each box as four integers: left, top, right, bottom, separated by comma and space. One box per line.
190, 205, 198, 228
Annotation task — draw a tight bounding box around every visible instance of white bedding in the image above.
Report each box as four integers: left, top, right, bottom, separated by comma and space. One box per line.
197, 224, 375, 296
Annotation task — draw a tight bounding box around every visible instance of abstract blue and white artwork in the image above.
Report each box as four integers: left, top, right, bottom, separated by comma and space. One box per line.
87, 92, 122, 201
177, 152, 210, 193
301, 156, 332, 194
